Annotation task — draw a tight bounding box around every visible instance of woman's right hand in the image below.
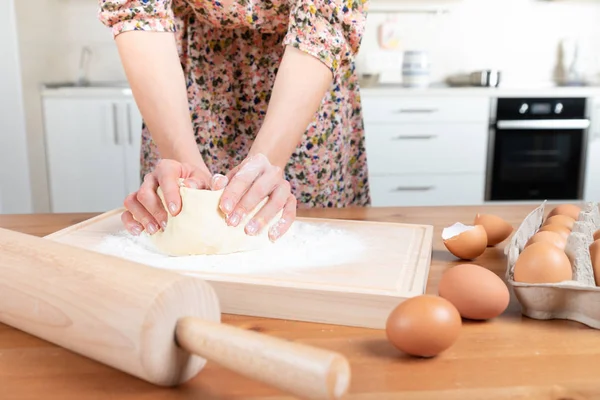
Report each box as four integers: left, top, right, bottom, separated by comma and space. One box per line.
121, 159, 228, 236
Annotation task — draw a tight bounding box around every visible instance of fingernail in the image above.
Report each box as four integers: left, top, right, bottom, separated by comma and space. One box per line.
168, 202, 178, 215
147, 222, 158, 235
269, 219, 286, 241
246, 219, 260, 235
228, 212, 240, 226
130, 224, 142, 236
222, 199, 233, 213
185, 180, 199, 189
161, 220, 167, 230
212, 174, 228, 188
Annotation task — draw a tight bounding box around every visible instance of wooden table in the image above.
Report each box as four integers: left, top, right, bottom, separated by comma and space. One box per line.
2, 205, 600, 399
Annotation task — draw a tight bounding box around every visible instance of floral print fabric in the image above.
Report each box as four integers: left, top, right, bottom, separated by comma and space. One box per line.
99, 0, 370, 208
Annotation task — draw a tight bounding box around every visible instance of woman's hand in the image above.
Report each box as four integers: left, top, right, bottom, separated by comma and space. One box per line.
122, 159, 228, 236
220, 153, 296, 242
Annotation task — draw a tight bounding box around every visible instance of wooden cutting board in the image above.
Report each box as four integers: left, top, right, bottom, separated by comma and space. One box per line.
45, 209, 433, 329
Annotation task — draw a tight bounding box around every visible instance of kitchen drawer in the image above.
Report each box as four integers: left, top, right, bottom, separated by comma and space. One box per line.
368, 174, 485, 207
364, 122, 488, 175
361, 96, 490, 124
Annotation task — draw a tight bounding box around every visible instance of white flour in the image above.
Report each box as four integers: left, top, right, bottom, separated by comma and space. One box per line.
93, 221, 366, 275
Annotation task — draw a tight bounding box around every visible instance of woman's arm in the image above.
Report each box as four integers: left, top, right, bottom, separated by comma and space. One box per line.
249, 0, 369, 168
115, 31, 206, 170
99, 2, 217, 235
219, 0, 368, 238
247, 45, 332, 169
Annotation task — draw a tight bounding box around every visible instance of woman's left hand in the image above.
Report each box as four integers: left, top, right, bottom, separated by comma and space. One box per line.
219, 153, 296, 242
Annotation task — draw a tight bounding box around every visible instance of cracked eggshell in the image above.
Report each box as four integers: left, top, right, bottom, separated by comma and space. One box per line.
473, 213, 514, 246
442, 223, 488, 260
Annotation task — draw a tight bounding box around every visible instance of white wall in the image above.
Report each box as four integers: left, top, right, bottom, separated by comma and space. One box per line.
0, 0, 33, 214
360, 0, 600, 85
15, 0, 122, 213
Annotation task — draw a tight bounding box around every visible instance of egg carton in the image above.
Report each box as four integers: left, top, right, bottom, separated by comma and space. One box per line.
504, 200, 600, 329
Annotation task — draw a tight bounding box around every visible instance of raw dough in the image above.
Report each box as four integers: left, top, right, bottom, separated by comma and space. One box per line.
149, 181, 283, 256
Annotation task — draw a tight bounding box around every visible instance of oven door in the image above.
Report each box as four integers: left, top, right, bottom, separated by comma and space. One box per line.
486, 119, 589, 201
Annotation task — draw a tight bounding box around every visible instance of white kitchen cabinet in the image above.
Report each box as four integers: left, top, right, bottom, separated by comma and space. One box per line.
361, 96, 488, 124
364, 123, 487, 175
584, 96, 600, 202
43, 96, 142, 213
362, 94, 490, 207
369, 174, 485, 207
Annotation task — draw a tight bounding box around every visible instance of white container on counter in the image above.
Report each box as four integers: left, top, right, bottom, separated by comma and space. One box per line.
402, 50, 430, 88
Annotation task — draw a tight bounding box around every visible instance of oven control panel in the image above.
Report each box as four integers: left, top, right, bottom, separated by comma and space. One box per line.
496, 97, 586, 120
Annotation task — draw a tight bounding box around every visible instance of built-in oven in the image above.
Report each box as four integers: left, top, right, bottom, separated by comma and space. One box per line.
485, 97, 590, 202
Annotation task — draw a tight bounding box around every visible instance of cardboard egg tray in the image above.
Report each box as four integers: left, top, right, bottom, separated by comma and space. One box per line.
504, 201, 600, 329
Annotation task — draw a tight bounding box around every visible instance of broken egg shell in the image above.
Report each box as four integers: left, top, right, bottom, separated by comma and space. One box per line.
438, 264, 510, 320
385, 295, 461, 358
590, 239, 600, 286
538, 224, 571, 241
525, 230, 566, 251
513, 241, 573, 284
542, 215, 575, 231
546, 204, 581, 221
473, 213, 514, 246
442, 223, 488, 260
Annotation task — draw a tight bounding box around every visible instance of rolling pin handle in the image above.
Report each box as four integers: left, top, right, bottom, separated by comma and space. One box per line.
175, 317, 350, 400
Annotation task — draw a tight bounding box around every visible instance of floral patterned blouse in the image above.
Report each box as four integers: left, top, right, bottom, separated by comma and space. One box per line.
99, 0, 370, 208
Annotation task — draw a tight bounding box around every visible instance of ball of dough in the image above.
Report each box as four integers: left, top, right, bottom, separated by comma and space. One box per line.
149, 182, 283, 256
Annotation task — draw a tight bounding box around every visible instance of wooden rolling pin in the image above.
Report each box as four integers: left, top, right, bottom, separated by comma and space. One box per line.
0, 227, 350, 399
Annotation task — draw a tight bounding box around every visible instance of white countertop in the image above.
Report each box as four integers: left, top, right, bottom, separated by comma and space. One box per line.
41, 82, 133, 98
40, 81, 600, 99
360, 82, 600, 98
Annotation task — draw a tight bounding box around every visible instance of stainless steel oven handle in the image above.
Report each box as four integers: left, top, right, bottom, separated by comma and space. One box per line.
496, 119, 590, 130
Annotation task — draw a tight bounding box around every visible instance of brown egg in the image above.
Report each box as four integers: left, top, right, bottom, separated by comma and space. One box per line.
538, 224, 571, 241
438, 264, 510, 320
525, 231, 566, 250
473, 214, 514, 246
546, 204, 581, 221
513, 242, 572, 284
386, 295, 461, 358
543, 215, 575, 231
594, 229, 600, 242
590, 239, 600, 286
442, 223, 488, 260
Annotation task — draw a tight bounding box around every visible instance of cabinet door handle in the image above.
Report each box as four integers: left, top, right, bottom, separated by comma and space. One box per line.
126, 104, 133, 145
112, 103, 120, 145
392, 135, 437, 140
392, 186, 435, 192
394, 108, 438, 114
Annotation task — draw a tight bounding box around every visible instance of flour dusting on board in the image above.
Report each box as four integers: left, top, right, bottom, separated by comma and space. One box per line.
93, 221, 366, 274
